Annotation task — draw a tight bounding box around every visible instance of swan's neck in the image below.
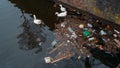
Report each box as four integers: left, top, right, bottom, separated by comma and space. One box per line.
59, 4, 62, 7
33, 15, 36, 20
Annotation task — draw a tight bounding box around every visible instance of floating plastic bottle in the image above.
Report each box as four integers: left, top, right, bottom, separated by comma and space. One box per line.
83, 30, 90, 37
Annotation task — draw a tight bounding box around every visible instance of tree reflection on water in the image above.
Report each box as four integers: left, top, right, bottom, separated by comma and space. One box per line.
17, 11, 46, 53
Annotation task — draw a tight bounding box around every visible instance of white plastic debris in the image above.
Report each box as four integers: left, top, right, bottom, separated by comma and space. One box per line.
92, 30, 96, 34
114, 39, 120, 46
79, 24, 84, 29
107, 38, 110, 41
100, 30, 107, 35
68, 27, 75, 33
87, 23, 93, 28
51, 40, 57, 47
65, 34, 70, 37
114, 39, 119, 43
67, 40, 70, 43
61, 22, 67, 27
102, 38, 107, 42
71, 32, 77, 38
68, 27, 77, 38
61, 23, 65, 27
78, 56, 81, 59
113, 34, 118, 37
88, 37, 95, 41
114, 29, 120, 34
44, 57, 51, 63
36, 38, 41, 42
38, 42, 42, 46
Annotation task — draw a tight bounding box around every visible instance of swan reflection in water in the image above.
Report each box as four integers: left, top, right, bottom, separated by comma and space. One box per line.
17, 12, 46, 53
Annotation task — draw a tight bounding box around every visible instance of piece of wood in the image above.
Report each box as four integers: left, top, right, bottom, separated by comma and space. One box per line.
49, 42, 64, 54
50, 52, 74, 63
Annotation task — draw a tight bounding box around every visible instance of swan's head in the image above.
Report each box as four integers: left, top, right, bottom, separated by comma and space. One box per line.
55, 12, 58, 15
33, 14, 36, 17
59, 4, 62, 7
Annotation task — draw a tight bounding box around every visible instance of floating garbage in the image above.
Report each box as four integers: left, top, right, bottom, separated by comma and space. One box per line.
44, 57, 51, 63
114, 29, 120, 34
87, 23, 93, 28
83, 30, 90, 37
68, 27, 77, 38
105, 25, 111, 30
113, 34, 118, 38
83, 28, 88, 31
38, 42, 42, 46
92, 30, 96, 34
68, 27, 75, 33
77, 56, 81, 59
71, 32, 77, 38
51, 40, 58, 47
79, 24, 84, 29
46, 6, 120, 64
98, 45, 104, 50
61, 22, 67, 27
108, 30, 113, 36
114, 39, 120, 45
61, 23, 65, 27
67, 40, 70, 43
88, 37, 95, 41
65, 34, 70, 37
46, 15, 120, 64
100, 30, 107, 35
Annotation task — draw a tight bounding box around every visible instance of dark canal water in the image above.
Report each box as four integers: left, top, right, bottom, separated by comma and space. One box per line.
0, 0, 58, 68
0, 0, 119, 68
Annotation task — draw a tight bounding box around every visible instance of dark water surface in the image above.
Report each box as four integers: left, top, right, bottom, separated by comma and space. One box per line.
0, 0, 58, 68
0, 0, 78, 68
0, 0, 119, 68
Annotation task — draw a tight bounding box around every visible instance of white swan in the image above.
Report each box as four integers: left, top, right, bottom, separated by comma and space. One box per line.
55, 11, 67, 17
59, 4, 66, 12
33, 15, 42, 25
